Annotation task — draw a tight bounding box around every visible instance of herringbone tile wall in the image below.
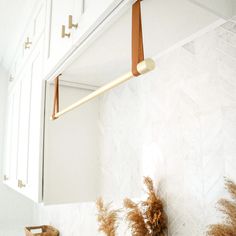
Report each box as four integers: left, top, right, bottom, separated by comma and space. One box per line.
99, 18, 236, 235
37, 18, 236, 235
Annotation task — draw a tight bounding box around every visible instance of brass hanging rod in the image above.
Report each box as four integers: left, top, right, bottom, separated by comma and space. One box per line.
51, 59, 155, 120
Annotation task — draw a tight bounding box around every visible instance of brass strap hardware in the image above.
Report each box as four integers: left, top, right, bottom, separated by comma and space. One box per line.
68, 15, 78, 29
18, 179, 26, 188
51, 74, 61, 120
132, 0, 144, 76
24, 37, 32, 49
61, 25, 71, 38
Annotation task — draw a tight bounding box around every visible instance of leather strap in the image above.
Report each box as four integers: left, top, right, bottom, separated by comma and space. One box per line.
132, 0, 144, 76
51, 74, 61, 120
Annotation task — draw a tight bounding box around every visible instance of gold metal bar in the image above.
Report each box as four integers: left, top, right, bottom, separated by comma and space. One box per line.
51, 58, 155, 120
68, 15, 78, 29
61, 25, 71, 38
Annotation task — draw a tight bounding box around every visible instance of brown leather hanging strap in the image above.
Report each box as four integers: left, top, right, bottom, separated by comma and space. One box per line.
132, 0, 144, 76
51, 74, 61, 120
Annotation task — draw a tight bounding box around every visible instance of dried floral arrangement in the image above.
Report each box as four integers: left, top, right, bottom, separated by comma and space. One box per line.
124, 177, 167, 236
96, 177, 167, 236
207, 178, 236, 236
96, 197, 120, 236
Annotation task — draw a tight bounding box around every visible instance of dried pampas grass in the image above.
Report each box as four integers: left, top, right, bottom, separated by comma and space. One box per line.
124, 177, 167, 236
142, 177, 167, 236
124, 198, 149, 236
207, 178, 236, 236
96, 197, 120, 236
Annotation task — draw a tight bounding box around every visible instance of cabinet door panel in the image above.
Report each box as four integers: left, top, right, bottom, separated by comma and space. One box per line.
9, 84, 21, 184
46, 0, 75, 69
17, 68, 32, 185
27, 46, 44, 201
71, 0, 83, 42
71, 0, 123, 49
77, 0, 116, 33
3, 93, 14, 181
33, 2, 46, 44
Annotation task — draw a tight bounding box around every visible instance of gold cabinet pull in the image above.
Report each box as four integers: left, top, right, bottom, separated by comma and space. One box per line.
18, 179, 26, 188
3, 175, 9, 181
61, 25, 70, 38
24, 37, 32, 49
68, 15, 78, 29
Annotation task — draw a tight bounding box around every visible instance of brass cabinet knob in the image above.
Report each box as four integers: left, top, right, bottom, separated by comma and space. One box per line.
61, 25, 70, 38
68, 15, 78, 29
18, 179, 26, 188
24, 37, 32, 49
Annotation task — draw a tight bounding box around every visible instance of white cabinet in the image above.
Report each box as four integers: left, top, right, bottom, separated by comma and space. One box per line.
17, 65, 32, 187
3, 39, 44, 202
4, 0, 126, 204
9, 0, 46, 80
45, 0, 81, 71
27, 45, 45, 201
4, 0, 46, 202
3, 81, 21, 189
44, 0, 124, 76
4, 0, 130, 204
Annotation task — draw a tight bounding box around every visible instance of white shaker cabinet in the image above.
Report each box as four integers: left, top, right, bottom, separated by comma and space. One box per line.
3, 39, 44, 202
45, 0, 80, 71
3, 0, 128, 203
44, 0, 125, 76
71, 0, 115, 43
9, 1, 46, 80
3, 0, 46, 202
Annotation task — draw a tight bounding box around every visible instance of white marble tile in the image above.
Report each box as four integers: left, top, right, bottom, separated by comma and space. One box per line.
36, 17, 236, 236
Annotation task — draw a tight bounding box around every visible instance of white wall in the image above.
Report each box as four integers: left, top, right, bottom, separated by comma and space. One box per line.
99, 19, 236, 236
0, 67, 35, 236
35, 18, 236, 236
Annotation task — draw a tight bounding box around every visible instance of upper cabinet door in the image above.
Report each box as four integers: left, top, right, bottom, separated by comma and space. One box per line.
3, 90, 15, 184
27, 41, 44, 202
70, 0, 83, 43
17, 66, 32, 188
16, 39, 44, 202
44, 0, 124, 76
9, 82, 21, 188
23, 1, 46, 57
32, 1, 46, 45
72, 0, 117, 43
45, 0, 75, 70
9, 1, 46, 81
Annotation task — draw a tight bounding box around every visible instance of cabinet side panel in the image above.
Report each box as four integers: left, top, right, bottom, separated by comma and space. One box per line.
43, 84, 100, 204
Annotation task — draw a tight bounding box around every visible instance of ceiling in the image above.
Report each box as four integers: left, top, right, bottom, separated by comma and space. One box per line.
0, 0, 37, 71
